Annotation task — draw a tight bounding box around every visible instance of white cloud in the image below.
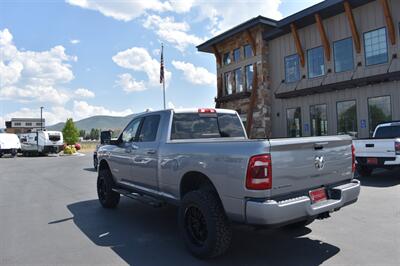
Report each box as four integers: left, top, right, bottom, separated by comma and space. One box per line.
172, 60, 215, 86
112, 47, 171, 89
65, 0, 172, 21
72, 100, 133, 120
115, 73, 147, 93
167, 101, 175, 109
70, 39, 80, 44
74, 88, 95, 98
0, 28, 76, 105
143, 15, 204, 51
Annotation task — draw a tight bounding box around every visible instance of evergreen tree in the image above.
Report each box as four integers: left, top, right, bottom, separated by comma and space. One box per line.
62, 118, 79, 145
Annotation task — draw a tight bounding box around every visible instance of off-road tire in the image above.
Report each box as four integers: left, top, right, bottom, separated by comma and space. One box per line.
179, 189, 232, 259
97, 169, 120, 208
357, 165, 373, 177
11, 149, 17, 158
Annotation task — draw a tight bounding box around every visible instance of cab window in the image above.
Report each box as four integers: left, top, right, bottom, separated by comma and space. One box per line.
138, 115, 161, 142
122, 118, 142, 143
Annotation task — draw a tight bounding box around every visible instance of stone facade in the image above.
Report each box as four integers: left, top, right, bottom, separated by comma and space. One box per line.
213, 25, 272, 138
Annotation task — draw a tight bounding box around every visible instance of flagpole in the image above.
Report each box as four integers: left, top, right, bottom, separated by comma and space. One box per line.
160, 43, 166, 110
163, 75, 166, 110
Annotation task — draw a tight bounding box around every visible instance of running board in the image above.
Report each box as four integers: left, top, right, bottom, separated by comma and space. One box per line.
112, 188, 165, 208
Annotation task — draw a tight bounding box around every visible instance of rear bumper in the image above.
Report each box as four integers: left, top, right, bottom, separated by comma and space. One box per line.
245, 179, 360, 225
356, 156, 400, 167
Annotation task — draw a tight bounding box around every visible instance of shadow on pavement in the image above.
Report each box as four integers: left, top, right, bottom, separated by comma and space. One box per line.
65, 199, 339, 266
357, 168, 400, 188
83, 167, 97, 172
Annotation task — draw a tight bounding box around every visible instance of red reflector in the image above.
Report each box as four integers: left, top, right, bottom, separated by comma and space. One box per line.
246, 154, 272, 190
351, 144, 356, 173
309, 187, 327, 203
395, 141, 400, 155
198, 108, 216, 113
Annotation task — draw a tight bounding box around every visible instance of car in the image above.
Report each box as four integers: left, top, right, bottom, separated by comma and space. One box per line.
96, 108, 360, 258
353, 121, 400, 176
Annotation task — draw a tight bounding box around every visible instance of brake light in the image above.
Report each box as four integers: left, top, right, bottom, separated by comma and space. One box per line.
395, 141, 400, 155
198, 108, 216, 113
351, 144, 356, 173
246, 154, 272, 190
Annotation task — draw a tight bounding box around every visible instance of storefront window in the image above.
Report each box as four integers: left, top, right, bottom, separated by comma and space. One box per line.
368, 96, 391, 135
337, 100, 357, 137
287, 108, 302, 137
310, 104, 328, 136
234, 68, 243, 93
244, 64, 253, 91
224, 72, 233, 95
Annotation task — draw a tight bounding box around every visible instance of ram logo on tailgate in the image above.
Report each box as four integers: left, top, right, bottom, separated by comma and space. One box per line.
314, 156, 325, 170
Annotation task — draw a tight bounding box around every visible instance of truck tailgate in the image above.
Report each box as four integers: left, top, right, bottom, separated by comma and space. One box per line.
268, 136, 353, 197
353, 139, 396, 158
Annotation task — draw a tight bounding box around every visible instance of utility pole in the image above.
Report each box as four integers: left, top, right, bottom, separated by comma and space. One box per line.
40, 106, 44, 131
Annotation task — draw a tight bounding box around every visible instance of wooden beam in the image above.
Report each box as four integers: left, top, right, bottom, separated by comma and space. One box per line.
344, 0, 361, 53
315, 13, 331, 61
211, 44, 222, 67
379, 0, 396, 45
245, 64, 258, 138
245, 29, 257, 55
290, 23, 305, 67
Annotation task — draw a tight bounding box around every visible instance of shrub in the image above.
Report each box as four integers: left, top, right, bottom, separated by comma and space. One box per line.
63, 145, 77, 155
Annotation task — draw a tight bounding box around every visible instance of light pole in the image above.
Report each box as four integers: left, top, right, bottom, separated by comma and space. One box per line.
40, 106, 44, 131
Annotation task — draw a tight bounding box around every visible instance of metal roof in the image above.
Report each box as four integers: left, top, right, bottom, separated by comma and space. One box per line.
196, 16, 277, 53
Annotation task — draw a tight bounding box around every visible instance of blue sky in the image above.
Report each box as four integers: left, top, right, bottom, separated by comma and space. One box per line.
0, 0, 322, 126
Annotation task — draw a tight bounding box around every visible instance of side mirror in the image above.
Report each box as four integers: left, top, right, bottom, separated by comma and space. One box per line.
100, 131, 112, 144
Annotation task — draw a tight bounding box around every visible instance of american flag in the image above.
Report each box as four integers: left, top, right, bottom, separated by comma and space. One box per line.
160, 44, 164, 84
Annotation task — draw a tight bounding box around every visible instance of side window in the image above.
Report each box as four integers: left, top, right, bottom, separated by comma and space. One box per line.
138, 115, 161, 142
122, 118, 142, 143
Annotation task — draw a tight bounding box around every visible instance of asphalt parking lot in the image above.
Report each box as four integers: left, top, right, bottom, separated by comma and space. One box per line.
0, 154, 399, 266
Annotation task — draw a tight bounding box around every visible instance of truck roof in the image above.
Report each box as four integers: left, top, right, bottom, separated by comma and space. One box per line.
140, 108, 237, 115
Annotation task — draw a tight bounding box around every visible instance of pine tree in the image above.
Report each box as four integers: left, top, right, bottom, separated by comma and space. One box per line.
62, 118, 79, 145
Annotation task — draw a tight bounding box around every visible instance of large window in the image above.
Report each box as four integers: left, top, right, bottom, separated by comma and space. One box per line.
234, 68, 243, 93
244, 44, 253, 58
244, 64, 253, 91
223, 52, 231, 65
224, 72, 233, 95
233, 48, 241, 62
285, 54, 300, 83
364, 28, 388, 66
138, 115, 160, 142
310, 104, 328, 136
307, 46, 325, 78
337, 100, 357, 137
287, 108, 302, 137
122, 118, 141, 143
334, 38, 354, 73
368, 96, 392, 135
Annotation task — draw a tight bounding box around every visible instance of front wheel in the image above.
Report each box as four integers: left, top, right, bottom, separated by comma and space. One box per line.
357, 165, 373, 177
97, 169, 120, 208
179, 189, 232, 259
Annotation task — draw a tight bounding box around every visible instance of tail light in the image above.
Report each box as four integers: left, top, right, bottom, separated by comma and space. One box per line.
395, 141, 400, 155
351, 144, 356, 173
198, 108, 216, 113
246, 154, 272, 190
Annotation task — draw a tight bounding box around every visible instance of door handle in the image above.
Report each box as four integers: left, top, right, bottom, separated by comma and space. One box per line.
131, 144, 139, 150
146, 149, 157, 155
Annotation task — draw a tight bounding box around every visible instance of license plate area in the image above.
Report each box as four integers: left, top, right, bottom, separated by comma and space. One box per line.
367, 157, 378, 165
309, 187, 327, 203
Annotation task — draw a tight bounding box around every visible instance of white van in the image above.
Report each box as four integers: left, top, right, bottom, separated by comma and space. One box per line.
0, 133, 21, 157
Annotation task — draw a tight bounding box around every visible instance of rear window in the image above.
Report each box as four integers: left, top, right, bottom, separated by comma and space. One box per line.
374, 125, 400, 138
171, 113, 245, 140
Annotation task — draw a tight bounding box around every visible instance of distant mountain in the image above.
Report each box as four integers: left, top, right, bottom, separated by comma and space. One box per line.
47, 114, 136, 132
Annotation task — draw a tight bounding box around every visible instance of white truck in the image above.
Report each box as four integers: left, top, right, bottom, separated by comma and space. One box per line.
20, 130, 64, 156
0, 133, 21, 157
353, 121, 400, 176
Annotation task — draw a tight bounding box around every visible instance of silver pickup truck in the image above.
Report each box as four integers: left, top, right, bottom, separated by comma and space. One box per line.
96, 108, 360, 258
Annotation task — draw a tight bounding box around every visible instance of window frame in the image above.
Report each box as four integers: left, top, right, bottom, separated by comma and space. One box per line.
284, 53, 301, 83
333, 37, 354, 73
243, 44, 253, 58
224, 71, 233, 95
233, 48, 241, 63
367, 95, 392, 136
223, 52, 231, 65
309, 103, 328, 136
307, 46, 325, 79
234, 67, 243, 93
336, 99, 358, 136
363, 27, 389, 67
244, 64, 254, 91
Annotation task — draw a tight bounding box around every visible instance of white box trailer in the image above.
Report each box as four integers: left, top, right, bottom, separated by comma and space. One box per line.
0, 133, 21, 157
20, 131, 64, 156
